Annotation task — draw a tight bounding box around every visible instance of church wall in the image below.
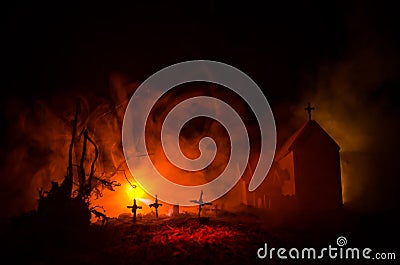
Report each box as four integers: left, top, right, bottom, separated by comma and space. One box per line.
293, 129, 342, 210
215, 177, 248, 210
278, 152, 296, 196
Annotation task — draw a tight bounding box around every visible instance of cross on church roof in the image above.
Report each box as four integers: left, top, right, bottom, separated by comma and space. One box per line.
304, 102, 315, 120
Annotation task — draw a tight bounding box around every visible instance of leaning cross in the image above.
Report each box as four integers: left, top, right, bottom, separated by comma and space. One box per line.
149, 195, 162, 218
304, 102, 315, 120
127, 199, 142, 220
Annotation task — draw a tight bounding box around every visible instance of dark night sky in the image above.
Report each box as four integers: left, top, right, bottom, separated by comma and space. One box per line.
2, 1, 398, 101
1, 1, 400, 216
2, 1, 399, 111
2, 1, 352, 100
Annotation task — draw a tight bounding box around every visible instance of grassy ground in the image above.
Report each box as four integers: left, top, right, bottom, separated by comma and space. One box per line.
2, 208, 398, 265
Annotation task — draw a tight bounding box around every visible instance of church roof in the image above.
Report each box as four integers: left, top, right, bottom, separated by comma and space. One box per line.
275, 120, 340, 161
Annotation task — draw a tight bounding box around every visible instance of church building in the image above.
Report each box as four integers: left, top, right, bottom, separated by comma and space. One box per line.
239, 103, 343, 211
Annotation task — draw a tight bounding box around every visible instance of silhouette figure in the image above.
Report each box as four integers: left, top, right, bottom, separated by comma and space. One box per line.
127, 199, 142, 220
149, 195, 162, 218
190, 190, 212, 218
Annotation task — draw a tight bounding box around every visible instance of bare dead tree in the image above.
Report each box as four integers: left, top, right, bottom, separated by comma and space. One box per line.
64, 100, 80, 197
86, 132, 99, 195
38, 99, 121, 226
77, 129, 88, 199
